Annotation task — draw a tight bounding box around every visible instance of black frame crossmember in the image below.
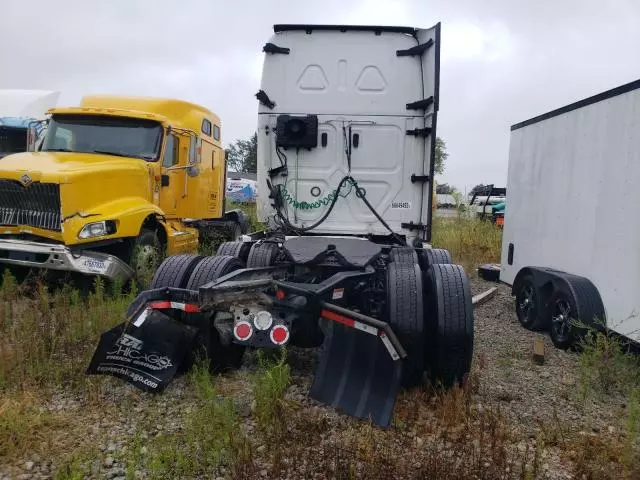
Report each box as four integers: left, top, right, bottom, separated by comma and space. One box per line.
396, 38, 434, 57
263, 43, 290, 54
406, 127, 432, 137
406, 96, 434, 110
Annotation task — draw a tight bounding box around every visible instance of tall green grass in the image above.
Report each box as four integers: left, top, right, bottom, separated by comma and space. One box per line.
431, 215, 503, 273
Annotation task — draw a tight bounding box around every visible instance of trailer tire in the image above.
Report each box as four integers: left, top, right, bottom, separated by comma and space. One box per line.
387, 261, 425, 388
514, 275, 547, 331
185, 255, 246, 372
389, 246, 419, 266
419, 248, 453, 271
547, 276, 604, 350
216, 241, 252, 262
150, 254, 204, 289
424, 264, 474, 389
246, 242, 279, 267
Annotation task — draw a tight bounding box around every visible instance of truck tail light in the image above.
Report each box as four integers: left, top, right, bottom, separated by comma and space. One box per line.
269, 324, 289, 345
234, 321, 253, 341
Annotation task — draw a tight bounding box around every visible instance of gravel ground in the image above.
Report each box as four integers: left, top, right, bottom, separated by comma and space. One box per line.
0, 276, 631, 479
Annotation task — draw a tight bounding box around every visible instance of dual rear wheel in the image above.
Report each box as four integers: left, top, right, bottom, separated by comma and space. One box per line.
387, 247, 474, 390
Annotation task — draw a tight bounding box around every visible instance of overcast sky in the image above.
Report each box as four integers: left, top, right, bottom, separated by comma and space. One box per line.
2, 0, 639, 193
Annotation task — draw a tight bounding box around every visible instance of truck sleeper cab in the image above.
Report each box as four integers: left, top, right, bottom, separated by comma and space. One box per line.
0, 95, 246, 285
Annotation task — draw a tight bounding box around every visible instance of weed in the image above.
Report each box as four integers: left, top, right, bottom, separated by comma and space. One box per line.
0, 394, 66, 460
431, 215, 502, 272
251, 348, 291, 445
146, 360, 250, 479
577, 329, 640, 400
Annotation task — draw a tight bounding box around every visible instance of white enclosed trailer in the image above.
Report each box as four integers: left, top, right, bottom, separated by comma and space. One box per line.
501, 78, 640, 348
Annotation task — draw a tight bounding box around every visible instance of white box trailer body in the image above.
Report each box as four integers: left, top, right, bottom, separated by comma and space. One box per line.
257, 24, 440, 245
501, 78, 640, 342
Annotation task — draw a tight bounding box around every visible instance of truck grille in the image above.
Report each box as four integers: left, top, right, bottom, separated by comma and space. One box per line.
0, 180, 62, 232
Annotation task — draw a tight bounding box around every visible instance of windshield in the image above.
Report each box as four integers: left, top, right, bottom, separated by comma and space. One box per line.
42, 114, 163, 160
0, 127, 27, 158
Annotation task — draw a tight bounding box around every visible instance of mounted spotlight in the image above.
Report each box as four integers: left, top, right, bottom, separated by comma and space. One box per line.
276, 114, 318, 149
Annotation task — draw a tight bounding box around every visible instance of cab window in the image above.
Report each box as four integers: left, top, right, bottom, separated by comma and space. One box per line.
213, 125, 220, 141
163, 134, 179, 167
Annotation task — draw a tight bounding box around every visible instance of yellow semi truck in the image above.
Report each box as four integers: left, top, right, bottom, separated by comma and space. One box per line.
0, 95, 248, 285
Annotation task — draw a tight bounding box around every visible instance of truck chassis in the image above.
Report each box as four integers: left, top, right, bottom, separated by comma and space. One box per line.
88, 235, 474, 427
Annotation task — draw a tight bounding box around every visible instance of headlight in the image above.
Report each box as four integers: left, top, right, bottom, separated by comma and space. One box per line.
253, 310, 273, 331
78, 220, 116, 239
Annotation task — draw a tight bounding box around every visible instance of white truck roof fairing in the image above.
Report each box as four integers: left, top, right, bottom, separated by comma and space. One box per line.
0, 89, 60, 119
501, 77, 640, 342
257, 24, 441, 244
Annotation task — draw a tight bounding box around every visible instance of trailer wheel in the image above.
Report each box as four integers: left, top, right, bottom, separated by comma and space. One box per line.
547, 277, 603, 350
548, 291, 577, 350
150, 254, 204, 289
419, 248, 453, 271
389, 246, 418, 265
424, 264, 474, 389
185, 255, 246, 372
216, 241, 252, 262
246, 242, 279, 267
514, 275, 547, 330
387, 261, 425, 388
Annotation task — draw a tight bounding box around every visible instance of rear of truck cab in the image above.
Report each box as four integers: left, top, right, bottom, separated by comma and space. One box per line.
257, 24, 441, 245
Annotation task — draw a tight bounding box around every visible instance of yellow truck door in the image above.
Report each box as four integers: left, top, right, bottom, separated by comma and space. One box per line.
159, 131, 182, 217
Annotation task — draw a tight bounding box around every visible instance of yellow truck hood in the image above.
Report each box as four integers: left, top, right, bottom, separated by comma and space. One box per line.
0, 151, 148, 183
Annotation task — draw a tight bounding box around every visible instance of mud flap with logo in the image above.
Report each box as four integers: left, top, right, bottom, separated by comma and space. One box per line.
309, 310, 404, 428
86, 288, 201, 391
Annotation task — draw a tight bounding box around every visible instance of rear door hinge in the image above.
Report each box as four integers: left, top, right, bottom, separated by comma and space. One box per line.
263, 42, 290, 54
410, 174, 429, 183
396, 39, 434, 57
406, 127, 432, 137
256, 90, 276, 109
406, 96, 434, 110
401, 222, 428, 232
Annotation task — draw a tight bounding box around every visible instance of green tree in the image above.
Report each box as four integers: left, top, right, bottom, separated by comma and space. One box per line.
434, 137, 448, 176
225, 132, 257, 173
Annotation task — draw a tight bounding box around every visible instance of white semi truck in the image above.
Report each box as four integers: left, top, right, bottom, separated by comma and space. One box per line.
501, 77, 640, 349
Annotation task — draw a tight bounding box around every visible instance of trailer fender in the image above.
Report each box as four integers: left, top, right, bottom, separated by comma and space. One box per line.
512, 267, 606, 328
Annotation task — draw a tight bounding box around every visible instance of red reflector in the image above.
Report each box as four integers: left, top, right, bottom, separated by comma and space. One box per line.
270, 325, 289, 345
275, 289, 286, 301
320, 309, 355, 328
183, 304, 200, 313
148, 301, 172, 310
234, 321, 253, 340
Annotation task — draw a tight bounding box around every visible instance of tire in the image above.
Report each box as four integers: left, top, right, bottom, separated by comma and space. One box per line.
548, 290, 576, 350
424, 263, 474, 389
389, 246, 418, 266
185, 255, 246, 372
246, 242, 279, 268
547, 276, 604, 350
230, 222, 243, 241
216, 241, 252, 262
514, 275, 547, 330
387, 261, 425, 388
150, 254, 204, 289
185, 255, 245, 290
130, 229, 164, 288
419, 248, 453, 271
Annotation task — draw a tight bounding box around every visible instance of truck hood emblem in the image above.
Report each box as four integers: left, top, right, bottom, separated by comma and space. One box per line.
20, 173, 33, 186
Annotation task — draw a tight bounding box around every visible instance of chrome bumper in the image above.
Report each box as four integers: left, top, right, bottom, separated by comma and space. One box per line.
0, 239, 134, 282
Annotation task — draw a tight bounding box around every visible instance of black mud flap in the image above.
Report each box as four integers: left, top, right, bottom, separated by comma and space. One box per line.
86, 288, 201, 391
309, 319, 402, 427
